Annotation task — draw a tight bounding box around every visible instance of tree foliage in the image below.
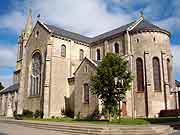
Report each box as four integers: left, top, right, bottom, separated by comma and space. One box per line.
0, 82, 4, 90
90, 53, 133, 120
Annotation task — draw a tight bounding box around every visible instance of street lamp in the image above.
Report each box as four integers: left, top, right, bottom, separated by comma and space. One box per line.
114, 77, 124, 120
114, 77, 124, 88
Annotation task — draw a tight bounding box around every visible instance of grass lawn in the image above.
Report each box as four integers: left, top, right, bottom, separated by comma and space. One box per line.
22, 117, 180, 125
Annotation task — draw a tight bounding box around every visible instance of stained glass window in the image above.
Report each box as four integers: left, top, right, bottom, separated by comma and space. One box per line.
30, 52, 41, 96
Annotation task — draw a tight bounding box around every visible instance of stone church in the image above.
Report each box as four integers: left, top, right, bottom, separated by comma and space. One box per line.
0, 9, 177, 118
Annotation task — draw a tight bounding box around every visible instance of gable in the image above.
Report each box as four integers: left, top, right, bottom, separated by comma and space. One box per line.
25, 21, 50, 48
74, 57, 97, 76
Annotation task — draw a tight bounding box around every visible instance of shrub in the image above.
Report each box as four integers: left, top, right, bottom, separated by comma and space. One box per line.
159, 109, 180, 117
14, 114, 23, 120
34, 110, 43, 119
23, 110, 33, 118
61, 108, 74, 118
61, 108, 65, 116
86, 111, 101, 120
65, 109, 74, 118
14, 111, 23, 120
76, 112, 80, 120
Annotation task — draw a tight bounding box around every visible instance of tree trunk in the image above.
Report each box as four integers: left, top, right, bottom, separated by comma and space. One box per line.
108, 110, 112, 122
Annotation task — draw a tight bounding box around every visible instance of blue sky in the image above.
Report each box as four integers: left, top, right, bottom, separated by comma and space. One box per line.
0, 0, 180, 86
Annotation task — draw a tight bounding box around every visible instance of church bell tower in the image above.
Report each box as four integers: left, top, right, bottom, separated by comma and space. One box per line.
13, 8, 33, 83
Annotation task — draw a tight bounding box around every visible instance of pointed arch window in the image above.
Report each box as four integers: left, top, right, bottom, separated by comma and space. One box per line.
61, 45, 66, 57
30, 52, 41, 96
96, 49, 101, 61
153, 57, 161, 91
114, 43, 119, 54
136, 58, 144, 91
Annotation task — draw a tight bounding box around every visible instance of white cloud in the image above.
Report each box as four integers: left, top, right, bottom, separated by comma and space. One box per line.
0, 44, 17, 87
0, 0, 135, 36
0, 0, 179, 37
0, 44, 16, 87
111, 0, 149, 6
0, 45, 17, 68
0, 11, 26, 33
155, 17, 180, 33
0, 75, 13, 87
31, 0, 133, 37
172, 45, 180, 79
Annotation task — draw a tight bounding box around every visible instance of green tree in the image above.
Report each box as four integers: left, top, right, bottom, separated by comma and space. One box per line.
90, 53, 133, 121
0, 82, 4, 90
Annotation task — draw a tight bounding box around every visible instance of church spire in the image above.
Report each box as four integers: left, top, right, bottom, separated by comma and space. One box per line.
140, 11, 144, 20
24, 8, 33, 38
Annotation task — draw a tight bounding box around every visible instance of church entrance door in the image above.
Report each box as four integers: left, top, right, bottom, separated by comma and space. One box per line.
122, 102, 127, 116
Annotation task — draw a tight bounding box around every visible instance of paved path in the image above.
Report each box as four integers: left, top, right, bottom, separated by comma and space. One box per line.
169, 131, 180, 135
0, 122, 66, 135
0, 120, 178, 135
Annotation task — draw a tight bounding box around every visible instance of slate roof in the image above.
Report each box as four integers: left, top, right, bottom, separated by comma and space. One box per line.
130, 19, 170, 34
44, 19, 170, 45
0, 83, 19, 94
91, 21, 135, 43
175, 80, 180, 87
45, 24, 92, 44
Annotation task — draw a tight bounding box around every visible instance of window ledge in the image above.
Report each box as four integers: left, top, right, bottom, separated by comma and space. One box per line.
154, 90, 162, 92
136, 91, 144, 93
28, 95, 40, 98
83, 102, 89, 104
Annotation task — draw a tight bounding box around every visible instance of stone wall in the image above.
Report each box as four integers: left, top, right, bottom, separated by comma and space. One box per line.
47, 36, 90, 117
74, 59, 98, 118
131, 31, 175, 117
90, 36, 126, 61
21, 22, 49, 113
0, 91, 18, 117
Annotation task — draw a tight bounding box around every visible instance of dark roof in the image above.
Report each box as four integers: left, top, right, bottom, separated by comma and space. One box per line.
130, 19, 170, 35
45, 24, 92, 44
44, 19, 170, 45
0, 83, 19, 94
92, 21, 134, 43
175, 80, 180, 87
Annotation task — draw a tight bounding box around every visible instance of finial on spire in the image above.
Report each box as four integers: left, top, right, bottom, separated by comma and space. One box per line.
140, 11, 144, 19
